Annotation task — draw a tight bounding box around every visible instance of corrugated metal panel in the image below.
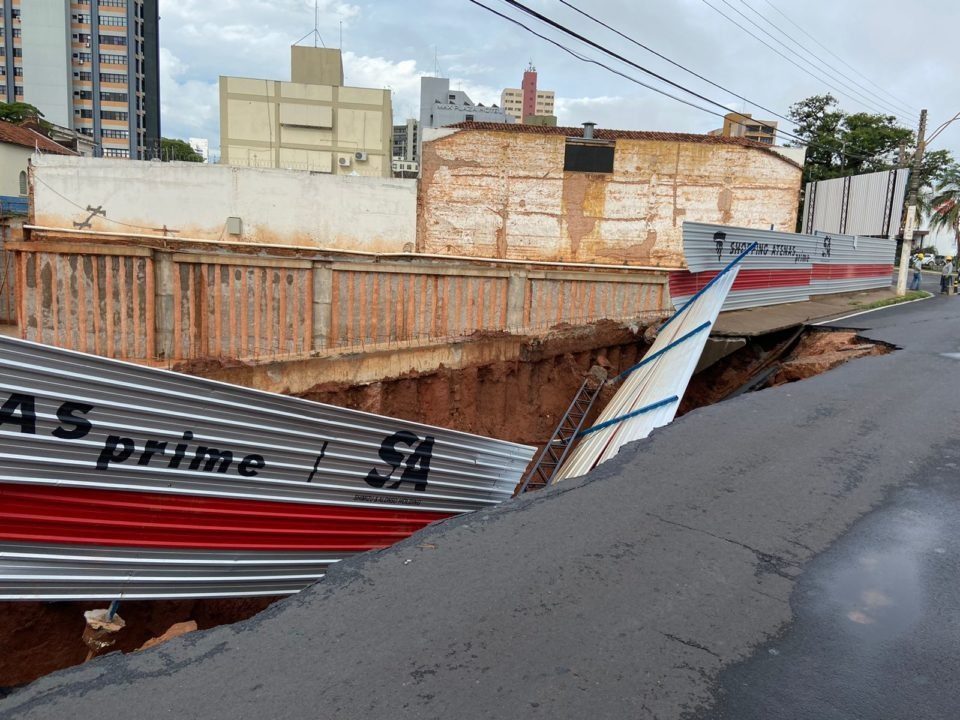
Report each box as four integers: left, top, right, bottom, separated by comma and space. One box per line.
673, 222, 895, 312
802, 169, 909, 236
556, 250, 744, 481
0, 336, 535, 599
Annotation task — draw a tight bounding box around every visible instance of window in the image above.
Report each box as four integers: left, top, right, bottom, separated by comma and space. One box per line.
76, 14, 91, 23
13, 47, 21, 57
99, 0, 126, 6
99, 15, 127, 26
78, 71, 93, 81
100, 72, 126, 83
13, 28, 20, 37
745, 124, 761, 133
79, 109, 93, 118
563, 141, 615, 173
99, 35, 127, 46
18, 171, 26, 196
103, 148, 130, 158
14, 85, 23, 96
100, 110, 128, 121
102, 129, 129, 139
100, 53, 127, 65
100, 91, 127, 102
76, 33, 91, 43
13, 67, 22, 77
465, 114, 474, 122
0, 66, 4, 76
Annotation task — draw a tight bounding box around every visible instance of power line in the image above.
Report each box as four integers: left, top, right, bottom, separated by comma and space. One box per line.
556, 0, 797, 129
477, 0, 887, 164
758, 0, 918, 115
700, 0, 911, 124
736, 0, 915, 118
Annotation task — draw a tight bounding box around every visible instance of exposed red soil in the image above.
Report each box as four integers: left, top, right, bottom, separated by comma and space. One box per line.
0, 597, 277, 690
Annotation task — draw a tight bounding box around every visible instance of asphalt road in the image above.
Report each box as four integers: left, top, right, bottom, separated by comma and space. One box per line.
3, 292, 960, 720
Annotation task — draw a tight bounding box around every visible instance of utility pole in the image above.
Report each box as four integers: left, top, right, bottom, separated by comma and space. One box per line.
896, 109, 927, 296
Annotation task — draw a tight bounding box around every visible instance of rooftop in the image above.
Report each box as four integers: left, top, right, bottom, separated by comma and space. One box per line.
0, 120, 78, 156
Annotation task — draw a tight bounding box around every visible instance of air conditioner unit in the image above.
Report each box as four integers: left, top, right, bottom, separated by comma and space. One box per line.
338, 156, 351, 167
354, 151, 367, 162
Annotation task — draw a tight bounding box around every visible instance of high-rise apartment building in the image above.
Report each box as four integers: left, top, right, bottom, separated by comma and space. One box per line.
0, 0, 160, 159
500, 64, 555, 124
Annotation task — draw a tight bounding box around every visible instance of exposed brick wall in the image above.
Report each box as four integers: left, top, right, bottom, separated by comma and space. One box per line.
418, 129, 802, 268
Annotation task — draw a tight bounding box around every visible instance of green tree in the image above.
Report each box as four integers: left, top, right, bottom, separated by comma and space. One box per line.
787, 94, 916, 184
160, 137, 204, 162
0, 101, 45, 124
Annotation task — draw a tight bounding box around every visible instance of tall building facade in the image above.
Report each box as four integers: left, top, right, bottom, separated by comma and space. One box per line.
0, 0, 160, 159
500, 64, 555, 124
220, 47, 393, 177
708, 112, 777, 145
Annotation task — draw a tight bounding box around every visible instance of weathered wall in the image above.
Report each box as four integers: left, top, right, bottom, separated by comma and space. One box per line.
30, 155, 416, 252
418, 128, 803, 268
11, 231, 670, 365
0, 144, 32, 197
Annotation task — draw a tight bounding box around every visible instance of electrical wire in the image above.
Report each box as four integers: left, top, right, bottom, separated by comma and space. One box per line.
700, 0, 911, 124
556, 0, 797, 129
475, 0, 888, 165
736, 0, 916, 118
759, 0, 918, 115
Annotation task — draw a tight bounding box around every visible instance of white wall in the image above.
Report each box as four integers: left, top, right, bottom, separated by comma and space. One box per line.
31, 156, 417, 253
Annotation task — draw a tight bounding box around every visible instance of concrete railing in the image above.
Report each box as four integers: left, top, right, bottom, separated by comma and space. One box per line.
8, 237, 671, 364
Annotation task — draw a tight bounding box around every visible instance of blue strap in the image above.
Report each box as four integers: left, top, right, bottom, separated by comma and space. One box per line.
659, 239, 758, 332
577, 395, 679, 438
612, 320, 712, 383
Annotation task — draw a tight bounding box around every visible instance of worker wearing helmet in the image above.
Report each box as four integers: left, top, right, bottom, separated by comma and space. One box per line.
911, 253, 924, 290
941, 256, 955, 294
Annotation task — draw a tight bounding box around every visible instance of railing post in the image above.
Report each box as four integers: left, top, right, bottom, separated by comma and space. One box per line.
312, 263, 333, 352
154, 250, 174, 360
506, 271, 526, 330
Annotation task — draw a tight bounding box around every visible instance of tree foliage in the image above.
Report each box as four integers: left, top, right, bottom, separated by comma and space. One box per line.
929, 166, 960, 248
788, 94, 918, 184
160, 137, 204, 162
0, 101, 45, 124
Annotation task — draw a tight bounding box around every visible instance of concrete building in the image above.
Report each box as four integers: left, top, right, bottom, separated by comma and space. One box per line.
419, 122, 803, 267
392, 118, 418, 163
501, 64, 555, 124
709, 112, 778, 145
220, 46, 392, 177
0, 0, 160, 159
419, 76, 512, 129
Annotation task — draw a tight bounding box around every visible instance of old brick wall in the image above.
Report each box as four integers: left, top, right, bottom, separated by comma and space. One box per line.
418, 129, 802, 268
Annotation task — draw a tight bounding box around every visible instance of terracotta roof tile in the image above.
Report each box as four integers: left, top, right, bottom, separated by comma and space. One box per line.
0, 120, 78, 155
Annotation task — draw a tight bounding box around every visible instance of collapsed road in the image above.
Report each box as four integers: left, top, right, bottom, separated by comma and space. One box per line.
2, 293, 958, 719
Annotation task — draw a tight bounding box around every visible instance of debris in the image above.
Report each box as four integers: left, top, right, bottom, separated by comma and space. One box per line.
81, 609, 126, 660
138, 620, 198, 651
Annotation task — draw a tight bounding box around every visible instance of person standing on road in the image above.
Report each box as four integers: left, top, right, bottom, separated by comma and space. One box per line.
911, 254, 924, 291
941, 256, 954, 294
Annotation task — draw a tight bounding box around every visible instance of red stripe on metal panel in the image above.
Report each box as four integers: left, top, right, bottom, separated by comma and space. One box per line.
0, 484, 453, 552
811, 264, 893, 280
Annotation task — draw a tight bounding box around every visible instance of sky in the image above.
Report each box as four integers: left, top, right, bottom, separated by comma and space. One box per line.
157, 0, 960, 163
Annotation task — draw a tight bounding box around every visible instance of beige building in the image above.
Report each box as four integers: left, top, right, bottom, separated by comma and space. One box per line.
219, 46, 393, 177
709, 112, 778, 145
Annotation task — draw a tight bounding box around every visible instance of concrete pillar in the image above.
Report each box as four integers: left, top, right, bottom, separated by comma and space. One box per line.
154, 251, 175, 359
506, 271, 527, 332
313, 263, 333, 351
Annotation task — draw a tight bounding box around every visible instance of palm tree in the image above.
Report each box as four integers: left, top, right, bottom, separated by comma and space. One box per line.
930, 168, 960, 255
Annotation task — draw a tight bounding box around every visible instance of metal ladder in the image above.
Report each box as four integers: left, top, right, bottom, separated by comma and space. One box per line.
515, 369, 606, 494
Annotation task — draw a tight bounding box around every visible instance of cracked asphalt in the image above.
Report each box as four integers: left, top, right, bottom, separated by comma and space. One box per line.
2, 292, 958, 719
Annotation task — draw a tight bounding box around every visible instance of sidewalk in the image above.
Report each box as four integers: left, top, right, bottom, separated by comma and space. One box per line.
713, 285, 925, 337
